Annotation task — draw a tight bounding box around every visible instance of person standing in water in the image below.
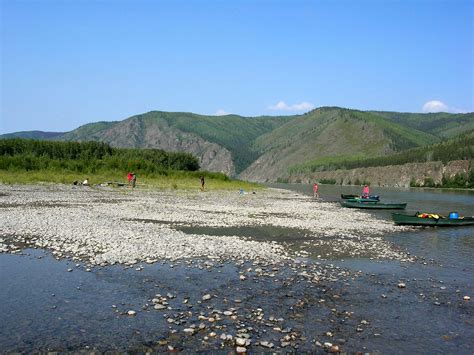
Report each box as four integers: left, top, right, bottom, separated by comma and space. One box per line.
200, 176, 205, 191
313, 182, 319, 199
362, 184, 370, 198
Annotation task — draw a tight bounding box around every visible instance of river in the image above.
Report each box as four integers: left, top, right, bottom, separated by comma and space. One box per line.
0, 184, 473, 353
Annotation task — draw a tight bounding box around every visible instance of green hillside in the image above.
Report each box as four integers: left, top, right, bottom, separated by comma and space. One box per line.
289, 129, 474, 174
1, 107, 472, 180
57, 111, 291, 173
58, 121, 118, 141
371, 111, 474, 138
240, 107, 443, 181
142, 111, 291, 172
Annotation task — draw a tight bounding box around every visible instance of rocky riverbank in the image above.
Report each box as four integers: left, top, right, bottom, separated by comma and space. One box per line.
286, 160, 472, 188
4, 184, 472, 353
0, 184, 411, 265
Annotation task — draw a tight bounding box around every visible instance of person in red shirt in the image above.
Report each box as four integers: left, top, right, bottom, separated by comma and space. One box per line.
127, 172, 133, 186
313, 182, 319, 199
362, 184, 370, 198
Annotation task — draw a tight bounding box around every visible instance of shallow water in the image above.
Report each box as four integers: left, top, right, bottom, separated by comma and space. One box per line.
1, 185, 473, 352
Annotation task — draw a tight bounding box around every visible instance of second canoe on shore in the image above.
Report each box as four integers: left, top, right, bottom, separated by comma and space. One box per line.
340, 201, 407, 210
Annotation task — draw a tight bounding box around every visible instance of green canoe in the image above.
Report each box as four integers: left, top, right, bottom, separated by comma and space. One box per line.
392, 213, 474, 226
345, 197, 380, 203
340, 201, 407, 210
341, 194, 380, 201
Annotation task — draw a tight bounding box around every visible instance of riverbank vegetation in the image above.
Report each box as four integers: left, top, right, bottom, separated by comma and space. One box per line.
0, 139, 259, 190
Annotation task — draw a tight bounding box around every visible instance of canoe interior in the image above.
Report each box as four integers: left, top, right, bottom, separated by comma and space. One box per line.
341, 194, 380, 201
392, 213, 474, 226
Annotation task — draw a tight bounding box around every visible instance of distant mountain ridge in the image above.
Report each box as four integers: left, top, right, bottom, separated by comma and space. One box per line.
1, 107, 473, 181
0, 130, 64, 140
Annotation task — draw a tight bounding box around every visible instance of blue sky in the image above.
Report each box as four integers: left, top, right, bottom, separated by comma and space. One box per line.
1, 0, 473, 133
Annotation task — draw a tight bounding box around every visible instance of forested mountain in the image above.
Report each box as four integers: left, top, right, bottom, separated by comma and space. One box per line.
288, 129, 474, 175
371, 111, 474, 138
1, 107, 472, 181
0, 131, 64, 140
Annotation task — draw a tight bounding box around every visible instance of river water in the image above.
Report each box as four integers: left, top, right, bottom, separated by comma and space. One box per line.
1, 185, 473, 353
271, 183, 474, 271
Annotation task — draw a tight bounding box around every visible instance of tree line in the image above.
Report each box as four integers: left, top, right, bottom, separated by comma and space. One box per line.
0, 138, 201, 174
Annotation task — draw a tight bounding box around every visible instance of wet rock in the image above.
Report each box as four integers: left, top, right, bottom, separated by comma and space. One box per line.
464, 296, 470, 301
202, 294, 212, 301
183, 328, 195, 335
127, 310, 136, 316
329, 345, 340, 353
260, 341, 274, 348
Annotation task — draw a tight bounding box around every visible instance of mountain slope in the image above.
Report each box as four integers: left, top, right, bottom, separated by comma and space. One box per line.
239, 108, 442, 181
55, 111, 291, 175
1, 107, 472, 181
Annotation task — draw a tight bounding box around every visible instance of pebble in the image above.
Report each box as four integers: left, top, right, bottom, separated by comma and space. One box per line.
235, 338, 246, 346
464, 296, 470, 301
127, 310, 136, 316
202, 294, 212, 301
236, 346, 247, 353
397, 283, 406, 288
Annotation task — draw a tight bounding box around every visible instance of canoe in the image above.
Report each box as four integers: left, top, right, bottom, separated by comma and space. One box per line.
341, 194, 380, 201
345, 197, 380, 203
340, 201, 407, 210
392, 213, 474, 226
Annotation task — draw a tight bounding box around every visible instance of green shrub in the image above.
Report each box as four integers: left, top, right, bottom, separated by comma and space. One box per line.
319, 178, 336, 184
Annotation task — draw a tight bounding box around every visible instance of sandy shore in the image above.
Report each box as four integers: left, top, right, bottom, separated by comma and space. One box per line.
0, 184, 411, 265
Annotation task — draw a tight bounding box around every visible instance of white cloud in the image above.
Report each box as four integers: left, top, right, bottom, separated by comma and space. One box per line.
268, 101, 315, 112
422, 100, 468, 114
215, 109, 230, 116
422, 100, 448, 113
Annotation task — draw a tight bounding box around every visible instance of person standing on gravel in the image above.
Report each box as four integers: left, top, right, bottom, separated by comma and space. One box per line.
131, 173, 137, 188
313, 182, 319, 199
200, 176, 205, 191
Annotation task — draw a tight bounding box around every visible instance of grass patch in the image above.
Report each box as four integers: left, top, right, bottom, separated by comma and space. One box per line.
0, 169, 262, 191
